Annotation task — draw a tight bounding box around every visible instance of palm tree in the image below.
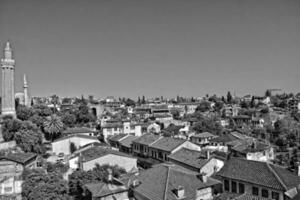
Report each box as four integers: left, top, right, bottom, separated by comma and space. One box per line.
43, 114, 64, 141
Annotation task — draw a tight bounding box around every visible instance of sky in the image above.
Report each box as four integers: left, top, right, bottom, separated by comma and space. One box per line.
0, 0, 299, 99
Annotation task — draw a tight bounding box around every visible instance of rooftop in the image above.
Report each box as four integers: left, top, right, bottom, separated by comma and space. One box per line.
191, 132, 216, 139
63, 127, 96, 134
119, 135, 139, 148
216, 157, 300, 191
78, 146, 134, 163
132, 163, 220, 200
168, 148, 210, 170
0, 152, 37, 165
108, 134, 127, 142
150, 137, 186, 152
210, 133, 240, 144
52, 134, 99, 143
85, 179, 127, 198
132, 133, 161, 146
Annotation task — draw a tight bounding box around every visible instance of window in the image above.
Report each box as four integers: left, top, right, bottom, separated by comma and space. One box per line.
158, 152, 163, 159
262, 189, 269, 198
4, 187, 12, 193
224, 179, 230, 191
231, 181, 237, 193
238, 183, 245, 194
271, 192, 280, 200
252, 187, 259, 196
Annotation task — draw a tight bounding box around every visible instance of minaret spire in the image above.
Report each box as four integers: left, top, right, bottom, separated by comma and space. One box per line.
1, 41, 16, 117
23, 74, 29, 107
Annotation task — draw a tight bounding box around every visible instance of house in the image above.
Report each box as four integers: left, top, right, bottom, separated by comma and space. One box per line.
168, 148, 224, 177
69, 146, 138, 172
148, 137, 201, 162
108, 134, 127, 148
102, 123, 123, 139
190, 132, 217, 146
83, 170, 129, 200
119, 135, 139, 154
147, 123, 161, 134
132, 134, 161, 158
231, 115, 251, 128
216, 158, 300, 200
52, 134, 100, 155
130, 162, 221, 200
62, 127, 97, 137
0, 153, 38, 198
206, 133, 241, 152
229, 139, 275, 162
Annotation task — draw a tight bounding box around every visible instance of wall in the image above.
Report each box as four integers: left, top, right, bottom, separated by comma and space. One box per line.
99, 191, 129, 200
172, 141, 201, 153
200, 158, 224, 177
83, 154, 137, 172
52, 137, 99, 155
0, 141, 16, 150
196, 187, 213, 200
222, 178, 284, 200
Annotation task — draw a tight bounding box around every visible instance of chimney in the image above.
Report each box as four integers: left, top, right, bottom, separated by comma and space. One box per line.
298, 164, 300, 177
198, 172, 207, 183
107, 168, 113, 182
174, 186, 185, 198
206, 150, 210, 159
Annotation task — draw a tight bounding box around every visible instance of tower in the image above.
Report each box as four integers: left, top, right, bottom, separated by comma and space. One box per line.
1, 41, 16, 117
23, 74, 29, 107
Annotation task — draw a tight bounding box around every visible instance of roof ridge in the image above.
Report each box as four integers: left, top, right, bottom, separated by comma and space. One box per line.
149, 136, 163, 146
163, 165, 171, 200
266, 162, 288, 190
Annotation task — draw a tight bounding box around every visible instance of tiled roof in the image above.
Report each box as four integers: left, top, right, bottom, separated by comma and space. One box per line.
231, 140, 270, 153
119, 135, 139, 148
168, 148, 209, 170
79, 146, 134, 163
102, 123, 123, 129
0, 153, 37, 165
133, 163, 220, 200
63, 127, 96, 134
216, 158, 300, 191
235, 193, 273, 200
214, 193, 271, 200
132, 133, 161, 146
108, 134, 127, 142
210, 133, 240, 144
191, 132, 216, 138
52, 134, 99, 143
85, 179, 127, 198
149, 137, 186, 152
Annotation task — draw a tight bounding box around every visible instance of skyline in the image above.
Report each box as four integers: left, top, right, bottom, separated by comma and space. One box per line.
0, 0, 300, 98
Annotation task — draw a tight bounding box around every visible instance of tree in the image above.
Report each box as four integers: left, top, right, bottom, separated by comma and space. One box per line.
265, 89, 272, 97
124, 98, 136, 107
196, 101, 211, 112
14, 121, 45, 153
44, 114, 64, 141
1, 118, 23, 141
22, 169, 70, 200
28, 114, 45, 128
32, 104, 52, 117
170, 109, 180, 120
214, 101, 224, 112
17, 105, 34, 121
68, 164, 126, 199
70, 142, 77, 154
46, 162, 69, 174
227, 91, 233, 103
61, 112, 76, 128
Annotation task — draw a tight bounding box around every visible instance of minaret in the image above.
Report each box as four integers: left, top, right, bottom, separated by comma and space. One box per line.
23, 74, 29, 107
1, 41, 16, 117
